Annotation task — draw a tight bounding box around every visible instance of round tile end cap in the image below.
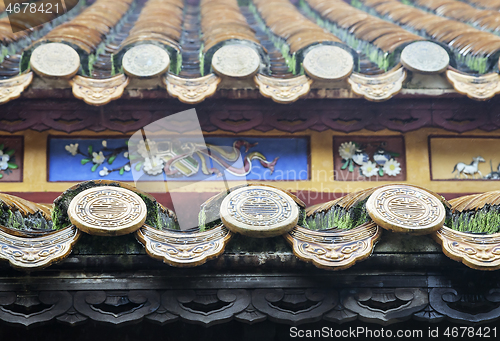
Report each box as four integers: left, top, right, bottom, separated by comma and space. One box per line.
366, 184, 446, 234
122, 44, 170, 78
220, 185, 299, 238
303, 45, 354, 81
30, 43, 81, 79
68, 186, 147, 236
211, 44, 260, 78
400, 41, 449, 74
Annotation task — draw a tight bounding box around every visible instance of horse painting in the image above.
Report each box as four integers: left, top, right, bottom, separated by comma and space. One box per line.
452, 156, 485, 179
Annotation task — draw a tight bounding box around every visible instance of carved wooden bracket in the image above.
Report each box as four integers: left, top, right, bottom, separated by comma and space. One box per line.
254, 74, 312, 104
446, 70, 500, 101
348, 67, 406, 102
164, 73, 220, 104
284, 222, 381, 271
71, 74, 129, 106
0, 226, 80, 270
136, 224, 233, 267
0, 72, 33, 105
432, 226, 500, 271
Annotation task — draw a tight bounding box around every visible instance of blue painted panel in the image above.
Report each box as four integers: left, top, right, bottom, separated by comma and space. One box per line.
48, 136, 309, 182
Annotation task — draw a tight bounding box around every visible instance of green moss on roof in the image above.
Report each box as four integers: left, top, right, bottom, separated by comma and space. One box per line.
449, 205, 500, 234
306, 198, 370, 231
0, 204, 52, 232
52, 180, 179, 231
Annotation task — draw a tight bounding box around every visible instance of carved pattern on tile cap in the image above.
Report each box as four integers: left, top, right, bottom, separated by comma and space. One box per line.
71, 74, 129, 106
446, 70, 500, 101
303, 45, 354, 81
68, 186, 147, 236
0, 226, 80, 270
254, 74, 312, 104
0, 72, 33, 105
212, 44, 260, 78
432, 226, 500, 270
136, 224, 233, 267
366, 185, 445, 234
122, 44, 170, 78
220, 186, 299, 238
165, 73, 220, 104
401, 41, 449, 74
284, 222, 381, 270
348, 67, 406, 102
30, 43, 80, 78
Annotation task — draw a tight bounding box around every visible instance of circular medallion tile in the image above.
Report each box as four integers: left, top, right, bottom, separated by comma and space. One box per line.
122, 44, 170, 78
220, 186, 299, 238
211, 44, 260, 78
400, 41, 449, 74
30, 43, 81, 78
303, 45, 354, 81
68, 186, 147, 236
366, 185, 446, 234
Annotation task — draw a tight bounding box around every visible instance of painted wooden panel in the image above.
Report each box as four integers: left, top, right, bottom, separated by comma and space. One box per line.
430, 136, 500, 180
48, 136, 309, 182
333, 136, 406, 181
0, 136, 23, 182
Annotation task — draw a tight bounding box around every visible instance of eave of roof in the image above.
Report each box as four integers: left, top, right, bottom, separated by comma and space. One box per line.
1, 0, 500, 106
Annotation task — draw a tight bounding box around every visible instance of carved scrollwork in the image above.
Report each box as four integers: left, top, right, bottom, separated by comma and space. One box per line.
73, 290, 160, 325
433, 226, 500, 271
136, 224, 233, 267
0, 226, 80, 270
251, 289, 337, 325
0, 291, 72, 327
0, 72, 33, 105
234, 303, 267, 324
430, 288, 500, 324
284, 223, 381, 270
254, 74, 312, 104
165, 73, 220, 104
162, 289, 251, 326
348, 67, 406, 102
446, 70, 500, 101
341, 288, 428, 325
71, 74, 129, 106
413, 304, 445, 323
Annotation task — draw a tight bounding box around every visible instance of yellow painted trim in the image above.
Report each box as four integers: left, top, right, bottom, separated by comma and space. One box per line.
1, 128, 500, 196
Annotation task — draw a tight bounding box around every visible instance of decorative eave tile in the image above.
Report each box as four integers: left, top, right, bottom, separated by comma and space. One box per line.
71, 74, 129, 106
432, 226, 500, 271
0, 226, 80, 271
446, 70, 500, 101
254, 74, 312, 104
136, 224, 233, 267
164, 73, 220, 104
284, 222, 381, 271
0, 72, 33, 105
348, 67, 406, 102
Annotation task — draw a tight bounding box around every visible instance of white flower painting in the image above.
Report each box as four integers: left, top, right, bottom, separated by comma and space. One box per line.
337, 139, 403, 179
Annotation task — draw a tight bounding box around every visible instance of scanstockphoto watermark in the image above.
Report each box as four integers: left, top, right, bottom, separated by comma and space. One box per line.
290, 326, 498, 339
289, 326, 424, 339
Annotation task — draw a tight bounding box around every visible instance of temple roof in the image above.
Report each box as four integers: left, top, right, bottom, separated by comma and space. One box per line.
1, 0, 500, 105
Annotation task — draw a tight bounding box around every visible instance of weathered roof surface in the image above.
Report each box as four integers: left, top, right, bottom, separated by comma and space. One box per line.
3, 0, 500, 105
1, 182, 500, 328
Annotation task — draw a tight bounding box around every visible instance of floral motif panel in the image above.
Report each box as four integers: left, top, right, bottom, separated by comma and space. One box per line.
333, 136, 406, 181
0, 136, 22, 182
48, 136, 309, 182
